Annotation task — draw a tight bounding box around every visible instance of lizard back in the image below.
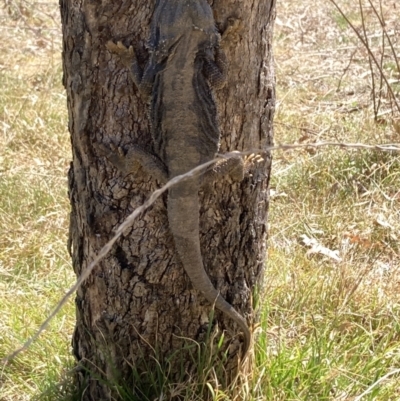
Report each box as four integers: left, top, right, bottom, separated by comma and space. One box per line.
149, 0, 221, 175
105, 0, 252, 360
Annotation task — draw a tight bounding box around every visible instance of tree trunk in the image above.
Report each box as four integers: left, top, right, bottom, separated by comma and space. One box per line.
61, 0, 275, 399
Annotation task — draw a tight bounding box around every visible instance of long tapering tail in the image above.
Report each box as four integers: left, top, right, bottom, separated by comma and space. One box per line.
168, 181, 251, 359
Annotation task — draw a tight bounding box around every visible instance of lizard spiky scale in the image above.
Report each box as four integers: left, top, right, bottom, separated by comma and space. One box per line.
104, 0, 251, 360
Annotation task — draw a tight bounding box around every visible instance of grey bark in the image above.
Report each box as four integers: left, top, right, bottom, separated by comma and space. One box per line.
61, 0, 275, 399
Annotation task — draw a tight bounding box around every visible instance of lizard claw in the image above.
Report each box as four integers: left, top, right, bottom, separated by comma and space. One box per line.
244, 153, 265, 174
222, 17, 243, 45
116, 41, 135, 57
245, 153, 264, 164
115, 144, 124, 157
106, 40, 119, 53
106, 40, 136, 68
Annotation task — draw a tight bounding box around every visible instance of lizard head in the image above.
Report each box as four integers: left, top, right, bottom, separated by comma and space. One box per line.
149, 0, 219, 59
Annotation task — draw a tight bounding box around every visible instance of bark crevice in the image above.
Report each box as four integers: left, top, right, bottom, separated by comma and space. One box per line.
62, 0, 275, 398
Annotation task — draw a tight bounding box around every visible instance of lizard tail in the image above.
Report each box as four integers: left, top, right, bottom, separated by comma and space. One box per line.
168, 182, 251, 359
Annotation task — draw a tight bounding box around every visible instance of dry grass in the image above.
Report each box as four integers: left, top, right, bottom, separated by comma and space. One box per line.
262, 0, 400, 399
0, 1, 75, 400
0, 0, 399, 400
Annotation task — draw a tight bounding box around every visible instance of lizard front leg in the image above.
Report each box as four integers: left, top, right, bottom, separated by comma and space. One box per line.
203, 154, 244, 183
104, 42, 167, 181
202, 153, 264, 192
97, 143, 168, 184
106, 41, 158, 101
203, 18, 242, 89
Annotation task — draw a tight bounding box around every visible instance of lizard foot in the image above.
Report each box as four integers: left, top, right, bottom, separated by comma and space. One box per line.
244, 153, 265, 173
221, 17, 243, 46
106, 41, 136, 70
97, 142, 140, 176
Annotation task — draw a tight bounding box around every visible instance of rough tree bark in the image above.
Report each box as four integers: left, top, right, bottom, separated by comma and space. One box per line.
61, 0, 275, 399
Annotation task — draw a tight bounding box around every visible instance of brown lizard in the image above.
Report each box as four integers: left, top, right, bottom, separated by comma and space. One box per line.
102, 0, 251, 359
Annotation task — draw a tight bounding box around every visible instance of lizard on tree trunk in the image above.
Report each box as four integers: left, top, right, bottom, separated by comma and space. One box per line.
101, 0, 252, 360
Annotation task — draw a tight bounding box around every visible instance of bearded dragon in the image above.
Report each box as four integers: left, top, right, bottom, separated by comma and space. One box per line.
103, 0, 251, 359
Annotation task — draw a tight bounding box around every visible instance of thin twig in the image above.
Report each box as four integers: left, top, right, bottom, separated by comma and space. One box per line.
328, 0, 400, 115
358, 0, 378, 119
376, 0, 385, 117
337, 48, 358, 92
367, 0, 400, 74
353, 368, 400, 401
2, 142, 400, 364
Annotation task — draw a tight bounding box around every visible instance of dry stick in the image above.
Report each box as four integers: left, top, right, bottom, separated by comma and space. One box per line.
376, 0, 385, 117
2, 142, 400, 364
353, 368, 400, 401
358, 0, 378, 119
373, 0, 387, 117
369, 0, 399, 117
367, 0, 400, 74
337, 48, 357, 92
377, 0, 393, 116
329, 0, 400, 115
1, 156, 218, 364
